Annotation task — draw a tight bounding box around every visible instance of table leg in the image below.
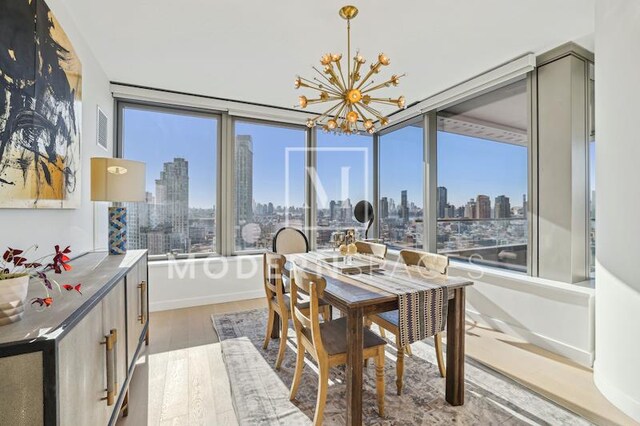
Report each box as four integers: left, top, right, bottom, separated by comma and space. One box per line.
446, 287, 466, 405
346, 307, 364, 425
271, 311, 281, 339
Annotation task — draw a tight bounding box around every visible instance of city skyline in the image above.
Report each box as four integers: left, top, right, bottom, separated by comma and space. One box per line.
436, 186, 527, 220
125, 151, 527, 262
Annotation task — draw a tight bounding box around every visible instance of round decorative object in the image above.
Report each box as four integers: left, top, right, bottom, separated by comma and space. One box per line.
354, 200, 374, 224
339, 5, 359, 20
0, 275, 30, 326
339, 244, 348, 256
346, 89, 362, 104
347, 243, 358, 255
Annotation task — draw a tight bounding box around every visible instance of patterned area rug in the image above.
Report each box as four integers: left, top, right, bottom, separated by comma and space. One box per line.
212, 309, 590, 425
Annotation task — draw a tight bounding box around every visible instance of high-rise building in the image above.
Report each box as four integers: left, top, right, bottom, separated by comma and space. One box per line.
156, 158, 189, 252
144, 225, 172, 254
380, 197, 389, 219
444, 204, 456, 218
235, 135, 253, 225
437, 186, 447, 218
126, 191, 153, 250
476, 195, 491, 219
329, 200, 337, 221
522, 194, 528, 219
400, 190, 409, 223
494, 195, 511, 218
464, 199, 477, 219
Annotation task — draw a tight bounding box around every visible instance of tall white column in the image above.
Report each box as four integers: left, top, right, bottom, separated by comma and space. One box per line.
594, 0, 640, 421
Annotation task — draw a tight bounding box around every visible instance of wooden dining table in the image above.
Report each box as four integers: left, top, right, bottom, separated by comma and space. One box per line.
277, 252, 474, 425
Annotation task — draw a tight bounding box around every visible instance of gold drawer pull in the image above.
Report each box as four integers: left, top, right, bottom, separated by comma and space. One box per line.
138, 281, 147, 324
101, 329, 118, 406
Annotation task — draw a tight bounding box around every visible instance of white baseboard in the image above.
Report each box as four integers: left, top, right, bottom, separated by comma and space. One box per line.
594, 362, 640, 423
150, 289, 264, 312
466, 309, 594, 367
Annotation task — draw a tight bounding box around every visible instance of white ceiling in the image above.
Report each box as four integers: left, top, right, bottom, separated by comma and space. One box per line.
63, 0, 595, 114
446, 79, 528, 132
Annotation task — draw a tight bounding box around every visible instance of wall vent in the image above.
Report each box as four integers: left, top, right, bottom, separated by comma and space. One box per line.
97, 106, 108, 150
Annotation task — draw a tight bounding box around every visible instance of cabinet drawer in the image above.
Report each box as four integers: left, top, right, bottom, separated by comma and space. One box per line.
126, 261, 146, 367
102, 279, 127, 401
58, 302, 109, 426
0, 352, 43, 426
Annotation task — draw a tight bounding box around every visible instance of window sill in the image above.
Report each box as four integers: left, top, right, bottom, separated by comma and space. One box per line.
386, 248, 595, 295
148, 253, 263, 267
449, 261, 594, 294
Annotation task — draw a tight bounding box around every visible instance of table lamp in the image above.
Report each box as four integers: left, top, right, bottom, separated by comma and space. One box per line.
91, 158, 146, 255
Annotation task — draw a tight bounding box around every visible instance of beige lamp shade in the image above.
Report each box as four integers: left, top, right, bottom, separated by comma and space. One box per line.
91, 157, 146, 202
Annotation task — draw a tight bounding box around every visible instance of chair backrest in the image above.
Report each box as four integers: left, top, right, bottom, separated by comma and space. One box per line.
355, 240, 388, 259
263, 252, 287, 306
399, 249, 449, 276
273, 227, 309, 254
290, 267, 327, 357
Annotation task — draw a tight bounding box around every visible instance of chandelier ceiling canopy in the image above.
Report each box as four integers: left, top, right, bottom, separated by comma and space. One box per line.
294, 5, 406, 135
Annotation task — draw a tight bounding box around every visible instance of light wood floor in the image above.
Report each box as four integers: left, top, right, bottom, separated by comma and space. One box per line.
464, 322, 638, 426
117, 298, 637, 426
116, 299, 266, 426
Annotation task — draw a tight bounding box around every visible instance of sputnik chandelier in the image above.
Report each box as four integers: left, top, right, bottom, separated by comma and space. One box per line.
294, 5, 406, 134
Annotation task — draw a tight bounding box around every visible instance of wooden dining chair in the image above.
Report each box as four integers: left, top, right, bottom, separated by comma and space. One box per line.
355, 240, 388, 259
368, 249, 448, 395
262, 252, 330, 370
289, 267, 386, 425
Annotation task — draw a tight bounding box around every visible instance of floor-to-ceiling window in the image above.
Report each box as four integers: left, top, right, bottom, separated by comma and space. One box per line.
379, 120, 424, 249
233, 120, 307, 252
588, 65, 596, 278
314, 132, 373, 249
120, 103, 219, 257
436, 80, 529, 272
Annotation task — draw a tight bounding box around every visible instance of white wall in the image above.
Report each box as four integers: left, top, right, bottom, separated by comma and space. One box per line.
449, 265, 594, 366
0, 1, 112, 255
148, 256, 264, 312
594, 0, 640, 421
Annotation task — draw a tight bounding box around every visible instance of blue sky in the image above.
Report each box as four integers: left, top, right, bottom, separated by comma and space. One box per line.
235, 121, 306, 208
124, 107, 528, 210
437, 131, 528, 207
380, 124, 424, 207
123, 108, 217, 208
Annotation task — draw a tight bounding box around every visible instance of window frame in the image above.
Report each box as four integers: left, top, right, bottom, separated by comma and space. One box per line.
430, 77, 533, 275
376, 116, 427, 250
115, 100, 223, 260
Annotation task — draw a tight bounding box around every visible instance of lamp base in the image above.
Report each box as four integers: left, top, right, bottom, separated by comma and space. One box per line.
109, 206, 127, 255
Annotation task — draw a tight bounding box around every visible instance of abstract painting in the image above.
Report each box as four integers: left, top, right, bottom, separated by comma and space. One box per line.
0, 0, 82, 208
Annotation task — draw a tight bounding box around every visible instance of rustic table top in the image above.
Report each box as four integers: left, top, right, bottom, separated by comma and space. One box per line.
283, 252, 473, 311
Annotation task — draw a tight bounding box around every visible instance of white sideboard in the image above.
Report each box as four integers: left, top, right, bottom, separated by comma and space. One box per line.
0, 250, 149, 425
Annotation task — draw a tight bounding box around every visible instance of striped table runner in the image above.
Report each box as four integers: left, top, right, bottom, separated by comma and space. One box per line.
294, 252, 448, 347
